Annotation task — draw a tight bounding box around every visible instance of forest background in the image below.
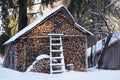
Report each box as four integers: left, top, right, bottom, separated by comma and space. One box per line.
0, 0, 120, 57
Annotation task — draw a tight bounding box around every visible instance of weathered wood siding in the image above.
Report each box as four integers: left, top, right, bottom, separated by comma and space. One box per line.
3, 43, 16, 70
101, 41, 120, 70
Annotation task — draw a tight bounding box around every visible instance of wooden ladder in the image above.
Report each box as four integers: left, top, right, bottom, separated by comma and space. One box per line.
48, 33, 65, 74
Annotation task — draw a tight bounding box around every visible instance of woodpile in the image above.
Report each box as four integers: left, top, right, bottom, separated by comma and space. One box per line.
63, 36, 86, 72
15, 34, 87, 72
27, 20, 52, 37
28, 55, 61, 74
16, 41, 27, 72
15, 37, 50, 72
3, 10, 87, 73
31, 58, 50, 74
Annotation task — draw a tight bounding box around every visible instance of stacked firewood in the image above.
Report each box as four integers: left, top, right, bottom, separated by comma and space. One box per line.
29, 57, 61, 74
16, 41, 27, 72
63, 36, 87, 72
31, 58, 50, 74
26, 20, 52, 37
15, 37, 51, 72
16, 36, 86, 72
14, 11, 87, 72
54, 23, 84, 35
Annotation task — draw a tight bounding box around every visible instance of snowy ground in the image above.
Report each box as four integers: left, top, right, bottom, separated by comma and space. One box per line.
0, 57, 120, 80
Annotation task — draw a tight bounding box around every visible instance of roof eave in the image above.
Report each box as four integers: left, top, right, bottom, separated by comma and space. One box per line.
74, 23, 94, 36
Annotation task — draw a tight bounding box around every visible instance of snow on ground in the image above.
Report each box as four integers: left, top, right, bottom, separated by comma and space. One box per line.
0, 57, 120, 80
0, 57, 3, 66
0, 67, 120, 80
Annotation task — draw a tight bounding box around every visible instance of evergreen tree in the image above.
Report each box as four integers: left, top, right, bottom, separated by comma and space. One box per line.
41, 0, 56, 6
1, 0, 10, 36
0, 0, 10, 54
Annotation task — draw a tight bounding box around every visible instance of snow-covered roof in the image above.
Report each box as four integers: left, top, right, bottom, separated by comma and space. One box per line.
74, 23, 93, 36
4, 5, 93, 45
87, 32, 120, 57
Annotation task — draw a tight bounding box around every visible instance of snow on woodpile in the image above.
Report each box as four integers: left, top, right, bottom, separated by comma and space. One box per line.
26, 54, 50, 73
36, 54, 49, 61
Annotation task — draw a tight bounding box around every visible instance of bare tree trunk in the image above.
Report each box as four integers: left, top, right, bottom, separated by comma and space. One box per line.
98, 32, 112, 69
18, 0, 28, 31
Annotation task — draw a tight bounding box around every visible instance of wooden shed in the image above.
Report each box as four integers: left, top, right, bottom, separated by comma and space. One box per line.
87, 32, 120, 69
3, 5, 93, 73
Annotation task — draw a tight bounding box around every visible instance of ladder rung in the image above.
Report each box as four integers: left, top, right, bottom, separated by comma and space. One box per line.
48, 33, 64, 36
51, 63, 63, 66
51, 38, 60, 40
50, 43, 62, 46
52, 70, 64, 73
52, 57, 63, 59
51, 50, 63, 52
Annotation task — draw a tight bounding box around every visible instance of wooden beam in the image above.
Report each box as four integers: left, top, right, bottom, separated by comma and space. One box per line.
20, 35, 85, 39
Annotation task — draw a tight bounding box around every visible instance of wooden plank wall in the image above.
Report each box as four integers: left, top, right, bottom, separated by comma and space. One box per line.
3, 43, 16, 70
101, 41, 120, 69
